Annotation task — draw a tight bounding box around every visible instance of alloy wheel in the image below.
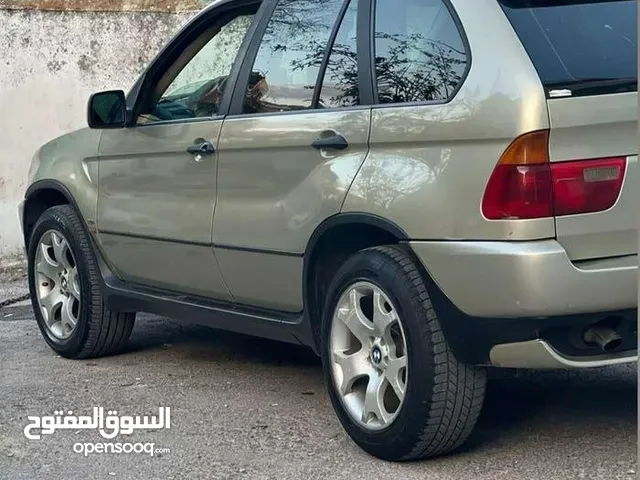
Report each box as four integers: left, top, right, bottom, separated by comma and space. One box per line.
329, 281, 408, 431
34, 230, 81, 340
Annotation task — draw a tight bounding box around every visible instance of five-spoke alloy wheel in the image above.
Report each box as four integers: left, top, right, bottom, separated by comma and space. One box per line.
27, 205, 135, 359
322, 245, 486, 462
34, 230, 81, 340
329, 281, 408, 430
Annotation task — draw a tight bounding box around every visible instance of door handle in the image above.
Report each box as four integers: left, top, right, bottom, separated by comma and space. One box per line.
187, 139, 216, 156
311, 134, 349, 151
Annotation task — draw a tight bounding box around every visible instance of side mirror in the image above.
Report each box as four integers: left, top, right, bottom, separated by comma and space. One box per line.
87, 90, 127, 129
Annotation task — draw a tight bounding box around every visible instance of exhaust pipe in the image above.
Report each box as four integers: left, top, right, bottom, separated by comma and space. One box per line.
583, 326, 622, 353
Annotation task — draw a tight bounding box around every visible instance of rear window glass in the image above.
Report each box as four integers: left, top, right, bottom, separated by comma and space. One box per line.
498, 1, 637, 96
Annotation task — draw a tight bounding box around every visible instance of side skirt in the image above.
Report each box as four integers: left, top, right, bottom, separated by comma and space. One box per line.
101, 272, 315, 349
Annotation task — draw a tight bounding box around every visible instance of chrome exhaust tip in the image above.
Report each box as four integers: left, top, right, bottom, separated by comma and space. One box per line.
583, 326, 623, 353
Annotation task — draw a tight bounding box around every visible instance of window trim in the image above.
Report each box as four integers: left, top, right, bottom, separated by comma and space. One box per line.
368, 0, 473, 108
219, 104, 374, 121
310, 0, 352, 109
227, 0, 373, 118
357, 0, 376, 105
227, 0, 278, 116
125, 0, 266, 128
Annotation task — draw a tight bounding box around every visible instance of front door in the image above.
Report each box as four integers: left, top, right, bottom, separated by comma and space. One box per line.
97, 8, 257, 299
213, 0, 371, 311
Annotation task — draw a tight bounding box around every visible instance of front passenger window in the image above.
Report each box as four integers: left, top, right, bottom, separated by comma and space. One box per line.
137, 14, 254, 124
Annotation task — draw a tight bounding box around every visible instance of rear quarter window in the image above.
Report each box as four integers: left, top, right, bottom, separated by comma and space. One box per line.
373, 0, 469, 104
498, 0, 637, 97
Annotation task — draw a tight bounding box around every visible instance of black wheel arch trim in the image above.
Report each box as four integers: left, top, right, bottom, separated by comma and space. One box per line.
26, 179, 76, 204
23, 180, 90, 242
300, 212, 409, 353
23, 179, 119, 283
302, 213, 409, 286
304, 212, 409, 256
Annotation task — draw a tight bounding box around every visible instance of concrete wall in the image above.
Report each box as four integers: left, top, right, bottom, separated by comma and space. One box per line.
0, 5, 199, 265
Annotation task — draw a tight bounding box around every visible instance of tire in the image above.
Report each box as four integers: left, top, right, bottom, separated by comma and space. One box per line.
321, 245, 486, 461
27, 205, 135, 359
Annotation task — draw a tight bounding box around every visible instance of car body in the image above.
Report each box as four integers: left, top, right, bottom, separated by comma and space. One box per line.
19, 0, 638, 461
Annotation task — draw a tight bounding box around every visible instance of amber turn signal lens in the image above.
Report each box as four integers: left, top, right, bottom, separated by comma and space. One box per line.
497, 129, 550, 166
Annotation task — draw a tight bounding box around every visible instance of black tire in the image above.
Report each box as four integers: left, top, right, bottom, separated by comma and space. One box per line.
27, 205, 135, 359
321, 245, 486, 461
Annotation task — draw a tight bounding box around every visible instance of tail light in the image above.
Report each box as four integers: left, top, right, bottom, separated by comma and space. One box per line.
482, 130, 626, 220
551, 157, 626, 215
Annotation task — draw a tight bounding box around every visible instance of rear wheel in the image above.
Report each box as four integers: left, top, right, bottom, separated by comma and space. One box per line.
28, 205, 135, 359
321, 245, 486, 461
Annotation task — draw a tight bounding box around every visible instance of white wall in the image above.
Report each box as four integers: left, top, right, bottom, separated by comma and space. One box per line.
0, 9, 192, 264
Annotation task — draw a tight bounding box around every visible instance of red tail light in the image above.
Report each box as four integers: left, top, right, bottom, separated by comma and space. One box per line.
551, 157, 626, 216
482, 164, 553, 219
482, 130, 627, 220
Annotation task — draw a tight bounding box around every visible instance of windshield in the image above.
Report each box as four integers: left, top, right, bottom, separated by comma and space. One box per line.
498, 0, 637, 96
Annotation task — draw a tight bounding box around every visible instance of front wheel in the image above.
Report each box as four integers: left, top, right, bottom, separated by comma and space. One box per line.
27, 205, 135, 359
321, 245, 486, 461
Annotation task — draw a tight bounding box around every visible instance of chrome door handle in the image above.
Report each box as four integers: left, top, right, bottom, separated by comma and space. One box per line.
187, 139, 215, 156
311, 134, 349, 151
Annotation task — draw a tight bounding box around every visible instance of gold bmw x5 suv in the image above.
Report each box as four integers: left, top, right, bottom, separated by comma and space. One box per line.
19, 0, 638, 461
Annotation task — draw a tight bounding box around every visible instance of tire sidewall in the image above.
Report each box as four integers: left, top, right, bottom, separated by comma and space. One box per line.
320, 248, 437, 458
28, 206, 94, 356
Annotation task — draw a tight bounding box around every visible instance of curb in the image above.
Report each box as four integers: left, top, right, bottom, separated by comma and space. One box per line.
0, 294, 31, 310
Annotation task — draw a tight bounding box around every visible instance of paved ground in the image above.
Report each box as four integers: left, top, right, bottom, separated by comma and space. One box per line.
0, 299, 637, 480
0, 264, 29, 308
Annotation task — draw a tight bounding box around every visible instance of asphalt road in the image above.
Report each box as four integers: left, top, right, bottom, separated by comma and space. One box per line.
0, 302, 637, 480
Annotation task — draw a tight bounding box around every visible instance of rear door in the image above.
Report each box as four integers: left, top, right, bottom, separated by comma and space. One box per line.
499, 0, 637, 261
213, 0, 371, 312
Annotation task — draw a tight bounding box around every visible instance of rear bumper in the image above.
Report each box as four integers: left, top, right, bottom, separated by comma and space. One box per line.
489, 339, 637, 369
409, 240, 637, 318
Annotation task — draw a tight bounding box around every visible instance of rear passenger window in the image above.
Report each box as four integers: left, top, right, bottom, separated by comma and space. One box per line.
242, 0, 345, 114
318, 1, 359, 108
374, 0, 468, 104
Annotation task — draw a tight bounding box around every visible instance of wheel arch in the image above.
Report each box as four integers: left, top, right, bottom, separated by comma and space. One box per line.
23, 180, 86, 245
303, 213, 408, 350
